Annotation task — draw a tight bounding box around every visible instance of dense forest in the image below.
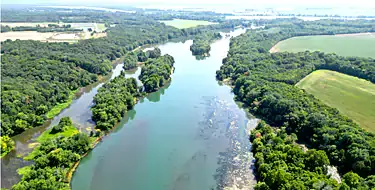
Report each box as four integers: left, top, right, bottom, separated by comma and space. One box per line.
5, 6, 375, 189
216, 20, 375, 188
1, 8, 248, 161
91, 75, 140, 131
139, 54, 175, 92
1, 16, 178, 138
12, 117, 92, 190
92, 52, 174, 131
251, 121, 375, 189
190, 32, 222, 56
123, 48, 162, 70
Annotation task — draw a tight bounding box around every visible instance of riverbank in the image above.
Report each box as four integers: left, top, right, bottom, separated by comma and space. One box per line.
0, 56, 129, 189
71, 28, 257, 190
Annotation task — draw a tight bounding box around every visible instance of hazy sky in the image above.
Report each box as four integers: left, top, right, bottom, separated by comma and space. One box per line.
2, 0, 375, 8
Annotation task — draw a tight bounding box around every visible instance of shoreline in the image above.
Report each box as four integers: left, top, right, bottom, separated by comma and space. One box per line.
67, 65, 175, 189
1, 56, 126, 183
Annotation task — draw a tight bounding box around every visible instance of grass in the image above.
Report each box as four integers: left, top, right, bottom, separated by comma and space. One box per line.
96, 23, 106, 32
296, 70, 375, 133
37, 125, 79, 143
272, 33, 375, 58
24, 125, 79, 160
46, 90, 77, 119
160, 19, 216, 29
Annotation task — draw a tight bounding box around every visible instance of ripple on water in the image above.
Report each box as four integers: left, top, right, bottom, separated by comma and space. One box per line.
196, 96, 257, 189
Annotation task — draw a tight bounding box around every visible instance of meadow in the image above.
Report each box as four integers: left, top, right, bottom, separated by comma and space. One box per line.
296, 70, 375, 133
160, 19, 216, 29
271, 33, 375, 58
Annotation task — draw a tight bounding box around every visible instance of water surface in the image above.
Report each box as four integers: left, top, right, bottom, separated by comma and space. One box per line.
1, 63, 124, 189
72, 28, 258, 190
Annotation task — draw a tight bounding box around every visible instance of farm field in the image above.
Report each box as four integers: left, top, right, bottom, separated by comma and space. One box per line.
296, 70, 375, 133
270, 33, 375, 58
160, 19, 216, 29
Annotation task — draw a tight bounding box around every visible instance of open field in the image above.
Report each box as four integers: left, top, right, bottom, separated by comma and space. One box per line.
1, 22, 106, 32
296, 70, 375, 133
0, 30, 106, 42
270, 33, 375, 58
160, 19, 216, 29
0, 22, 107, 42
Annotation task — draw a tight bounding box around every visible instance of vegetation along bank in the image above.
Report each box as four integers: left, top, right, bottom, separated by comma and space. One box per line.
216, 19, 375, 189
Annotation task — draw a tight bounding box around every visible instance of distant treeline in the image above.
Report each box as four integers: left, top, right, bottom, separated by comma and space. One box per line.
217, 19, 375, 189
1, 24, 83, 33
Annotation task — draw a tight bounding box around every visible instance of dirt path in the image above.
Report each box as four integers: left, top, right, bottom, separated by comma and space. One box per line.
269, 42, 280, 53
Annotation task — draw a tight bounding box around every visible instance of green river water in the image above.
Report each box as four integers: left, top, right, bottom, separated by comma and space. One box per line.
1, 28, 257, 190
71, 28, 257, 190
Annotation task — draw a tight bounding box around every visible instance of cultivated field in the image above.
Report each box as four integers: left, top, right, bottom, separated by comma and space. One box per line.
160, 19, 216, 29
270, 33, 375, 58
296, 70, 375, 133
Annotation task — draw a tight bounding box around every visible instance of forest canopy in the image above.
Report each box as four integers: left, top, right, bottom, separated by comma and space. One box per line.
216, 19, 375, 188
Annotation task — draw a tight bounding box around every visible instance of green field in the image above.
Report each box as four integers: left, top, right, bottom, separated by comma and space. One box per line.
296, 70, 375, 133
272, 34, 375, 58
160, 19, 216, 29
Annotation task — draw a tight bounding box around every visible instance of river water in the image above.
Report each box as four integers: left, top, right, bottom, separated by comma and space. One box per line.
71, 28, 258, 190
1, 62, 129, 189
1, 28, 258, 189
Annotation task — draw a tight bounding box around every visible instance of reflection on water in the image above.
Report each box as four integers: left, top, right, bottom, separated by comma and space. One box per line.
194, 54, 210, 60
146, 82, 171, 103
1, 63, 131, 189
71, 28, 256, 190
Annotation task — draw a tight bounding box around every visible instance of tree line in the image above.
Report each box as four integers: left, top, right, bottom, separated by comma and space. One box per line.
1, 24, 83, 33
216, 19, 375, 188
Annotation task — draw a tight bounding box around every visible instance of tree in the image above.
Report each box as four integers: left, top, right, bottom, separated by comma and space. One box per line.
1, 135, 15, 157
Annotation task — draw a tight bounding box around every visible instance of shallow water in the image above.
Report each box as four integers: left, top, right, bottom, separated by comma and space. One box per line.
1, 63, 125, 189
71, 28, 258, 190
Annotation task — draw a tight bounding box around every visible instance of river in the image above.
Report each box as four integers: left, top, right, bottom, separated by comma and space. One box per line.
71, 28, 258, 190
0, 62, 134, 188
1, 28, 258, 189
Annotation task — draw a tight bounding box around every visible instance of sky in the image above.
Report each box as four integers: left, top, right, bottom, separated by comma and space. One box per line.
2, 0, 375, 8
